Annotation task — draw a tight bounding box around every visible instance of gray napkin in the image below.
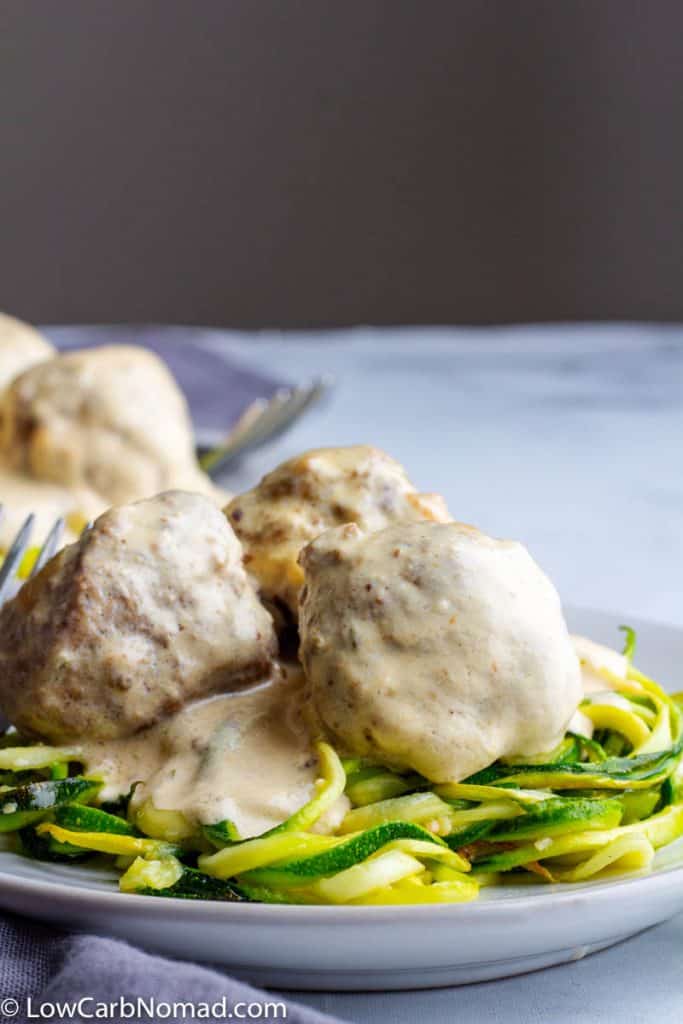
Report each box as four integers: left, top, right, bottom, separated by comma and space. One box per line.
0, 913, 341, 1024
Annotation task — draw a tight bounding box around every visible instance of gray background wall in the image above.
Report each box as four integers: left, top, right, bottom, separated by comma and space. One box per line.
1, 1, 682, 328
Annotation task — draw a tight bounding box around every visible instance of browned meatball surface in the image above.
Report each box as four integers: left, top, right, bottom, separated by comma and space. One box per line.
225, 445, 449, 618
0, 491, 277, 743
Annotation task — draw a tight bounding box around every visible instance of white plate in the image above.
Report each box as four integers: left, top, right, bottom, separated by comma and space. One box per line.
1, 607, 682, 992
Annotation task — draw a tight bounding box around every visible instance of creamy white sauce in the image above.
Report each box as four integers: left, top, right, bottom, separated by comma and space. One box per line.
80, 665, 320, 838
0, 468, 106, 548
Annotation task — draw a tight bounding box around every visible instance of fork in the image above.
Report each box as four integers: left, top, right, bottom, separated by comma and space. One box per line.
0, 508, 64, 609
0, 510, 65, 732
198, 376, 331, 478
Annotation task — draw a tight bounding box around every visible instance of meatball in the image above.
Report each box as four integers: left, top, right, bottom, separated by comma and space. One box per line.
0, 313, 54, 393
0, 345, 221, 505
0, 491, 277, 743
226, 446, 449, 618
299, 521, 582, 783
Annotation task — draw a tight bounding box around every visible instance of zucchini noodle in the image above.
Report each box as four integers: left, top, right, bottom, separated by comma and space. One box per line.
1, 630, 682, 905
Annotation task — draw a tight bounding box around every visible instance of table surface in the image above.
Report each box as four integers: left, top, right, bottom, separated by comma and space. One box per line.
203, 323, 683, 1024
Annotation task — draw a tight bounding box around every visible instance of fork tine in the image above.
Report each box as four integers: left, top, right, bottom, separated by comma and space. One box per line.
235, 388, 298, 449
203, 376, 331, 477
245, 378, 329, 449
212, 390, 297, 458
286, 378, 329, 423
252, 387, 315, 442
0, 514, 35, 602
29, 517, 65, 578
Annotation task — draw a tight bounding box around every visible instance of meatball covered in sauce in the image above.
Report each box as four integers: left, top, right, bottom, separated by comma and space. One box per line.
299, 521, 582, 783
225, 446, 449, 618
0, 345, 221, 506
0, 491, 277, 743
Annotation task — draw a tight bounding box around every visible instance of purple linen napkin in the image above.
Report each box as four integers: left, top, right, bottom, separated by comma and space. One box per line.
0, 914, 341, 1024
44, 325, 287, 441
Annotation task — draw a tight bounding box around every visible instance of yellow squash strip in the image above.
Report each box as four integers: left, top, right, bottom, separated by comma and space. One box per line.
0, 746, 81, 771
628, 702, 657, 726
550, 834, 655, 882
340, 792, 459, 834
446, 801, 524, 830
375, 838, 470, 873
628, 668, 682, 750
436, 783, 552, 805
134, 800, 196, 843
119, 855, 184, 893
354, 875, 479, 905
581, 703, 651, 749
632, 701, 672, 755
37, 823, 177, 860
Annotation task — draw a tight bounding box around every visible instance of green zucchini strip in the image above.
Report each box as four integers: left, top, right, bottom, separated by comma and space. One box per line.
119, 860, 308, 903
446, 801, 524, 833
198, 831, 341, 879
488, 797, 623, 842
464, 743, 682, 791
312, 849, 425, 903
501, 735, 581, 766
202, 819, 241, 849
619, 625, 637, 664
345, 767, 425, 806
473, 802, 683, 873
54, 803, 138, 836
241, 822, 467, 888
620, 789, 661, 825
436, 782, 552, 806
0, 777, 101, 832
339, 792, 458, 834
